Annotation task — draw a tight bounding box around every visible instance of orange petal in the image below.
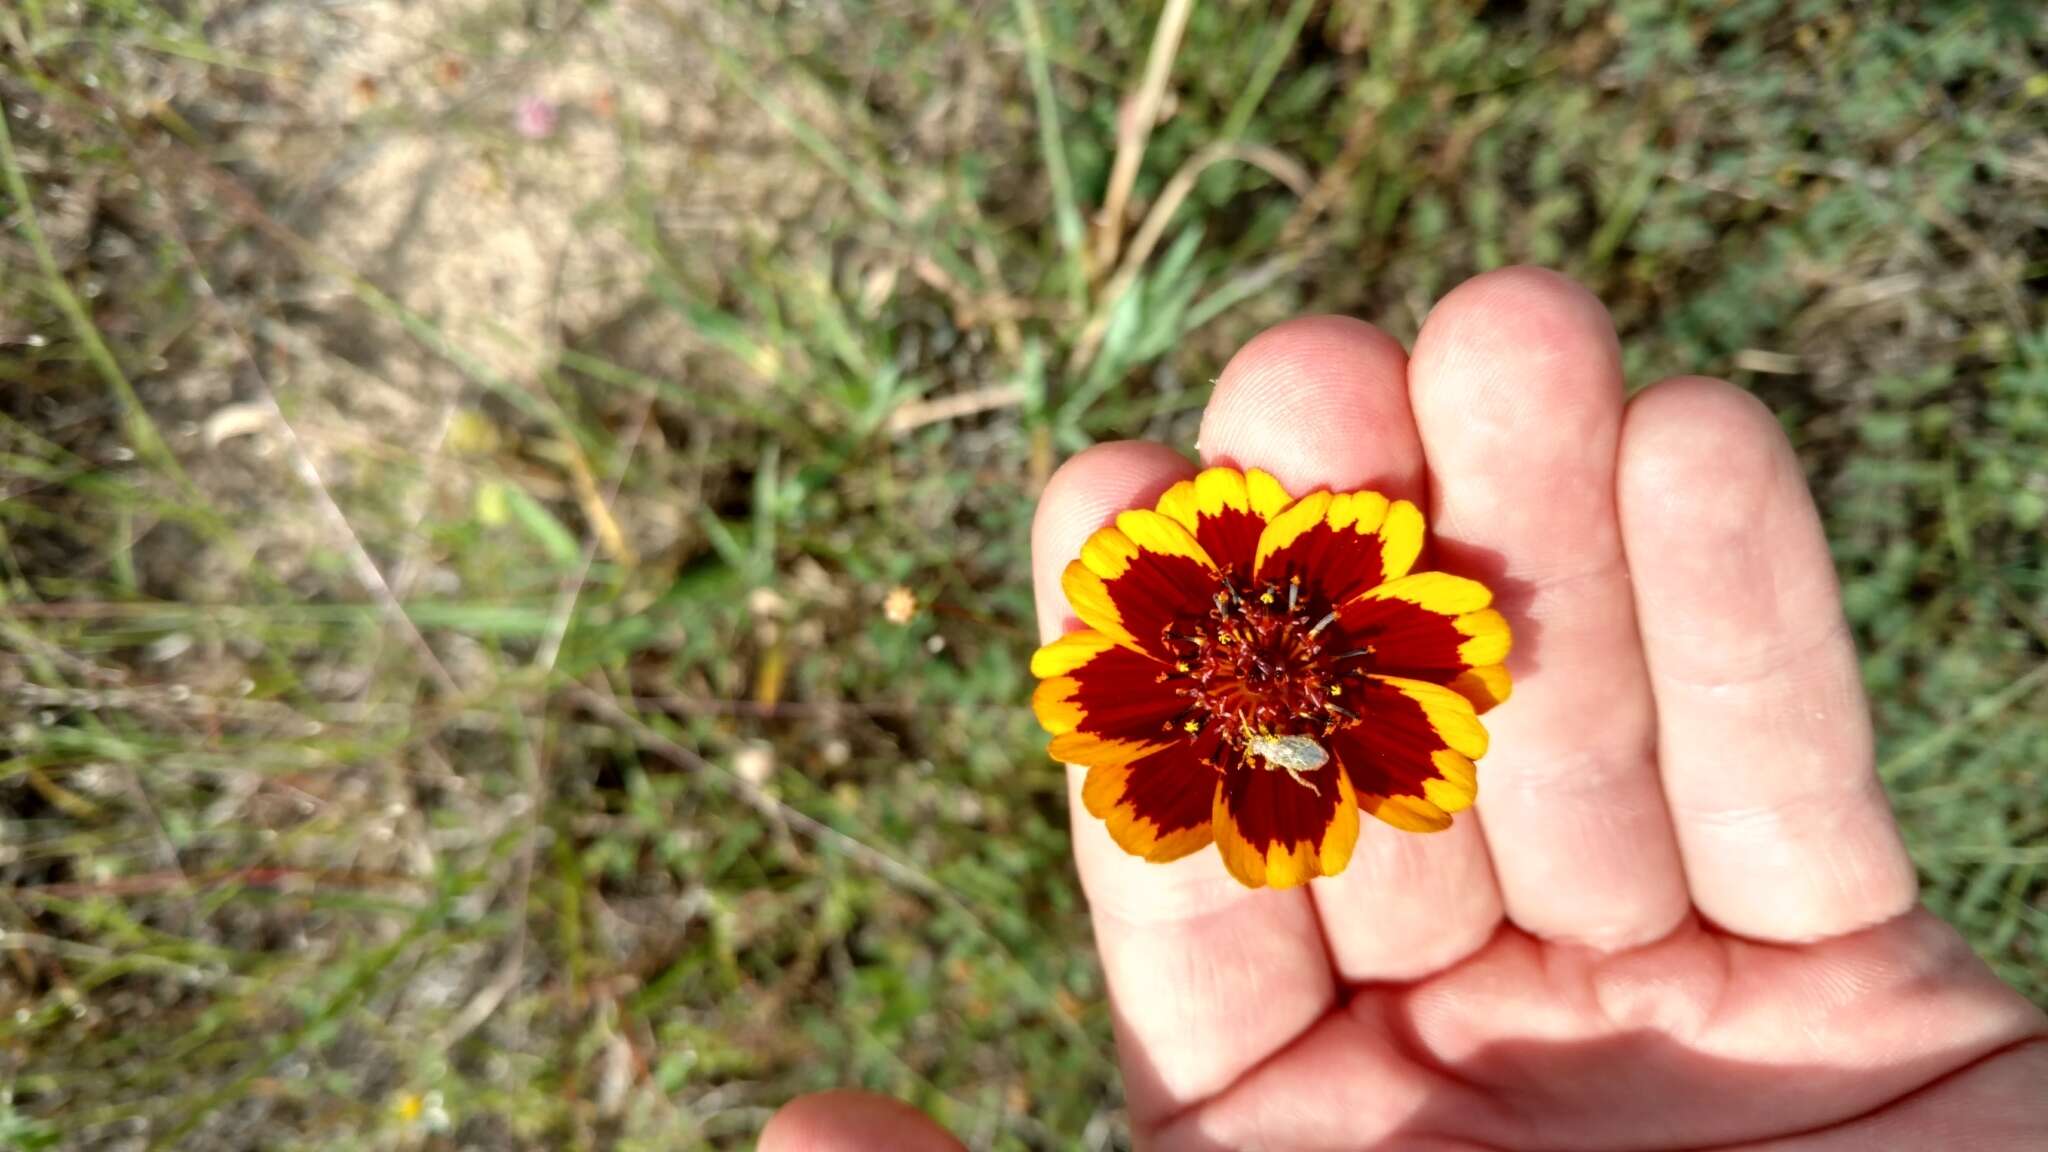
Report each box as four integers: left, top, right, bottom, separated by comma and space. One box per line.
1155, 466, 1293, 573
1080, 509, 1215, 579
1031, 636, 1188, 744
1330, 677, 1488, 832
1048, 729, 1169, 770
1377, 675, 1488, 758
1063, 512, 1219, 659
1212, 756, 1360, 889
1031, 677, 1083, 735
1447, 664, 1513, 713
1029, 628, 1120, 678
1452, 608, 1511, 667
1061, 560, 1138, 650
1331, 574, 1514, 709
1253, 489, 1424, 607
1082, 740, 1219, 863
1357, 571, 1491, 614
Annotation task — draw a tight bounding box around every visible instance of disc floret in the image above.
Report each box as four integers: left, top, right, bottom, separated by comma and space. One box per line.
1158, 575, 1362, 790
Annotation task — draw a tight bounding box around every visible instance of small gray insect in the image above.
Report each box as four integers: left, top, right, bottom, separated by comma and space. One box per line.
1246, 733, 1328, 795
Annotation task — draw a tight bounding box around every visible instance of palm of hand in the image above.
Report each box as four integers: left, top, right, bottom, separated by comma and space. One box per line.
764, 271, 2046, 1152
1130, 910, 2042, 1150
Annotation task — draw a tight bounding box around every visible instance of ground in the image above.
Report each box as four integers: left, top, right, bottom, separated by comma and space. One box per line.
1, 2, 2043, 1149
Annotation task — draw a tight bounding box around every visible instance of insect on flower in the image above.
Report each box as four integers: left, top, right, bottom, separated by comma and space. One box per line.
1031, 467, 1512, 889
1246, 732, 1330, 794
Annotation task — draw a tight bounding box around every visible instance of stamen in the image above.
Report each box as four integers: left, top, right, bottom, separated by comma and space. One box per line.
1175, 572, 1376, 761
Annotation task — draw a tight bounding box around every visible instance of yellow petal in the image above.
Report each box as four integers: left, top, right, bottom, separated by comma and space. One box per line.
1081, 759, 1132, 818
1422, 749, 1478, 812
1088, 761, 1216, 862
1359, 571, 1493, 615
1316, 771, 1362, 876
1190, 466, 1249, 520
1253, 490, 1333, 573
1078, 524, 1144, 580
1112, 508, 1215, 571
1373, 675, 1489, 759
1211, 779, 1267, 888
1211, 771, 1359, 889
1244, 468, 1293, 519
1153, 478, 1202, 535
1060, 560, 1139, 649
1029, 628, 1119, 678
1325, 490, 1391, 536
1365, 794, 1454, 832
1448, 664, 1513, 713
1030, 677, 1085, 735
1455, 608, 1513, 666
1049, 729, 1167, 769
1159, 466, 1294, 540
1380, 499, 1425, 580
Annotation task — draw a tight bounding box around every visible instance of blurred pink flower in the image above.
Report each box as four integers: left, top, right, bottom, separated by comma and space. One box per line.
514, 96, 558, 140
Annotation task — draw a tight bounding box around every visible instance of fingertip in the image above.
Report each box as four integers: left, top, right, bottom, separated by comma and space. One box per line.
1617, 376, 1815, 634
1418, 265, 1618, 363
1031, 440, 1194, 641
1197, 314, 1420, 499
1410, 265, 1622, 440
1619, 376, 1793, 534
760, 1090, 964, 1152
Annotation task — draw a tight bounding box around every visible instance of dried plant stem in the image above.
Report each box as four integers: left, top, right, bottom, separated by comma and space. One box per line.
1093, 0, 1196, 273
1068, 141, 1311, 378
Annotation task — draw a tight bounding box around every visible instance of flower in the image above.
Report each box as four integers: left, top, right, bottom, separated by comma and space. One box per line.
883, 585, 918, 625
1031, 467, 1511, 889
514, 95, 558, 140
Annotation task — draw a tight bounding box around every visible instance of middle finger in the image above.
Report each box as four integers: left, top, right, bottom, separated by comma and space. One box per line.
1407, 267, 1688, 949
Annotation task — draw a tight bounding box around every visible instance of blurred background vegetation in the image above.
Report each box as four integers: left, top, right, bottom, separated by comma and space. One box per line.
1, 1, 2043, 1148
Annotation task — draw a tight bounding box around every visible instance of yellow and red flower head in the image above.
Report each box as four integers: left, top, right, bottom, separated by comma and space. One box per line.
1032, 466, 1512, 889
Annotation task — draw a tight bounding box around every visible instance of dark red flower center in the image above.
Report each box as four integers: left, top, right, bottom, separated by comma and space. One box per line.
1155, 575, 1371, 777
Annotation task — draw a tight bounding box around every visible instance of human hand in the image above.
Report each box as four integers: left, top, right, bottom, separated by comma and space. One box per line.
763, 268, 2048, 1151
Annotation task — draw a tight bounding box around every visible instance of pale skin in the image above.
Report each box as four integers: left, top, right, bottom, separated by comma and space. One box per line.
762, 268, 2048, 1151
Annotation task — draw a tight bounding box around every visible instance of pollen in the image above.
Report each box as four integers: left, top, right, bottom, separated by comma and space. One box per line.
1165, 576, 1376, 788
